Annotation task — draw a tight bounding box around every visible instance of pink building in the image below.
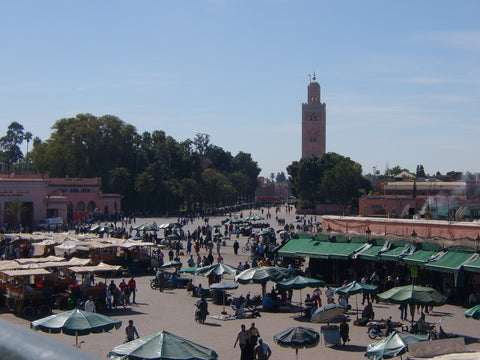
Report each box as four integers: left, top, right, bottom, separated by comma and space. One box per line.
302, 73, 326, 158
0, 174, 121, 229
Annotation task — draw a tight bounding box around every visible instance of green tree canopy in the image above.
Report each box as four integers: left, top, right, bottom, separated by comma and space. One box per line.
287, 152, 371, 207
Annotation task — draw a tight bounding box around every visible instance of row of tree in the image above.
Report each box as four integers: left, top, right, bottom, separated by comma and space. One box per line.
0, 116, 261, 214
2, 118, 475, 216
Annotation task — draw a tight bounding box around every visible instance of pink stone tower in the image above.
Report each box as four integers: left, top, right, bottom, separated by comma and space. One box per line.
302, 72, 326, 158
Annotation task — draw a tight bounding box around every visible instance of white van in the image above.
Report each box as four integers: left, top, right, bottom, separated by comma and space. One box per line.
37, 217, 63, 231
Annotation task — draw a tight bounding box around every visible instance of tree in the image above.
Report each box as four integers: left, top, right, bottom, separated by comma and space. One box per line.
179, 178, 201, 211
109, 167, 131, 208
287, 152, 371, 207
0, 122, 25, 171
232, 152, 261, 201
4, 199, 24, 228
276, 171, 287, 183
135, 172, 155, 212
201, 168, 228, 207
193, 133, 210, 156
23, 131, 33, 168
416, 165, 426, 178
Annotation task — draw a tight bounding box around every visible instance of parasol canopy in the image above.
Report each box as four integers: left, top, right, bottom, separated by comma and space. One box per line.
310, 304, 346, 323
274, 326, 319, 360
158, 222, 183, 229
377, 285, 447, 306
31, 309, 122, 347
133, 223, 159, 232
161, 261, 182, 269
235, 266, 289, 285
334, 281, 378, 296
195, 263, 240, 277
276, 276, 326, 290
365, 331, 429, 360
464, 304, 480, 320
107, 330, 218, 360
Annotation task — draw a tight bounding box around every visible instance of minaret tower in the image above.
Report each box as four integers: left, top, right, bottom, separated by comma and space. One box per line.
302, 72, 326, 158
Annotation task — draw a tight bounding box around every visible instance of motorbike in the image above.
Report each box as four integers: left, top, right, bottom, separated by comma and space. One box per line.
367, 320, 394, 339
367, 321, 388, 339
194, 299, 209, 324
195, 307, 207, 324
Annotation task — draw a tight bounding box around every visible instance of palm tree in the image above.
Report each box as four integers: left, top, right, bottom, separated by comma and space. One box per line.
5, 199, 24, 229
23, 131, 33, 171
179, 178, 201, 212
135, 172, 155, 213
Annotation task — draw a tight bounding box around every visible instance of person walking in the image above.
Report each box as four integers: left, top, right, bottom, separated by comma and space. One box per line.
84, 296, 96, 312
254, 338, 271, 360
233, 324, 249, 360
340, 319, 350, 346
125, 319, 139, 342
128, 277, 137, 304
233, 240, 239, 255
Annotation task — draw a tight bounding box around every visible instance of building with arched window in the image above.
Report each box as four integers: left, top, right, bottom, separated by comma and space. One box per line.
0, 174, 121, 230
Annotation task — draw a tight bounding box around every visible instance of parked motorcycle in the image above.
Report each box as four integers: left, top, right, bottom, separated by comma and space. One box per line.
367, 321, 389, 339
367, 318, 395, 339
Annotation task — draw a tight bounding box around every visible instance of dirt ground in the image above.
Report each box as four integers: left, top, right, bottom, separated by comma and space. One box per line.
2, 206, 480, 359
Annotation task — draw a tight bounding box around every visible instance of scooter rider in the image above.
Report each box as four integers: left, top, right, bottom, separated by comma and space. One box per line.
195, 295, 209, 323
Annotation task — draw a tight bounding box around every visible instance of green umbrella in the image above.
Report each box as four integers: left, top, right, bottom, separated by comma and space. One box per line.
158, 222, 183, 229
365, 331, 429, 360
166, 233, 181, 240
276, 276, 326, 307
335, 281, 378, 296
377, 285, 447, 306
235, 266, 289, 297
235, 266, 289, 285
161, 261, 182, 269
335, 281, 379, 319
107, 330, 218, 360
464, 304, 480, 319
31, 309, 122, 347
133, 223, 159, 232
377, 285, 447, 322
276, 276, 326, 290
274, 326, 319, 360
179, 266, 198, 274
195, 263, 239, 277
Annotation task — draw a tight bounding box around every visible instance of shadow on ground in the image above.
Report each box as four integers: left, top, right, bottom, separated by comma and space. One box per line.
331, 344, 367, 353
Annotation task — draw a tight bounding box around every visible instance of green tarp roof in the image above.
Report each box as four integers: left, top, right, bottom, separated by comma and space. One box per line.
277, 238, 366, 260
277, 238, 313, 257
462, 257, 480, 273
378, 246, 406, 261
401, 250, 440, 266
308, 242, 365, 259
425, 252, 477, 273
356, 245, 384, 260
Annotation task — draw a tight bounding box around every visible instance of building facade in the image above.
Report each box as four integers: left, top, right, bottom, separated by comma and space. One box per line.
302, 73, 326, 158
0, 174, 121, 230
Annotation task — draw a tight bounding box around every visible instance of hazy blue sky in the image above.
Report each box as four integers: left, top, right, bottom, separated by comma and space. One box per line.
1, 1, 479, 178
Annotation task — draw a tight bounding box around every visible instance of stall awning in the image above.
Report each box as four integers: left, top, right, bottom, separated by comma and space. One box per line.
307, 242, 366, 260
462, 257, 480, 273
401, 250, 441, 266
1, 269, 51, 277
378, 246, 406, 261
424, 252, 477, 273
66, 263, 122, 274
277, 238, 314, 258
277, 238, 366, 260
355, 245, 383, 260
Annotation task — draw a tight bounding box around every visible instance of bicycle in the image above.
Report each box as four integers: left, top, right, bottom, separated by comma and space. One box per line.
241, 241, 251, 253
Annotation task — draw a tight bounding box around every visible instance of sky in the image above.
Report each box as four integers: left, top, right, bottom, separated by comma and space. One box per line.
1, 1, 479, 179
